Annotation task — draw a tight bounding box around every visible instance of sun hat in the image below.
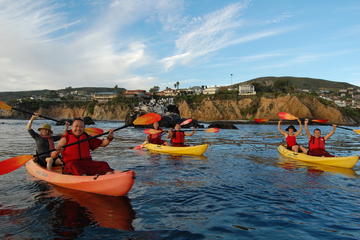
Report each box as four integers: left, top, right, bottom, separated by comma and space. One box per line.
285, 125, 297, 132
38, 123, 53, 133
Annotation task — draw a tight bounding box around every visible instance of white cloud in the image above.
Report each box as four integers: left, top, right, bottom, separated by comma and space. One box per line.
0, 0, 182, 91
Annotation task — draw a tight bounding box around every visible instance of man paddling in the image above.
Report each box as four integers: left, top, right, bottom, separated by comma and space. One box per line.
304, 119, 336, 157
167, 123, 195, 147
278, 119, 307, 153
26, 114, 68, 169
50, 118, 114, 175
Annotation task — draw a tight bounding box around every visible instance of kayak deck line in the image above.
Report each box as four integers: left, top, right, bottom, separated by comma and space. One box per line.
277, 145, 359, 169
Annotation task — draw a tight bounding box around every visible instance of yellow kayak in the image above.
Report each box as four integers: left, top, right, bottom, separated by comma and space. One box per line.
144, 143, 208, 156
278, 145, 359, 168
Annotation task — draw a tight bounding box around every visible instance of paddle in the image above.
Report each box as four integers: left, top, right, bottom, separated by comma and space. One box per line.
180, 118, 192, 126
0, 113, 161, 175
0, 101, 103, 136
144, 127, 220, 134
254, 118, 269, 123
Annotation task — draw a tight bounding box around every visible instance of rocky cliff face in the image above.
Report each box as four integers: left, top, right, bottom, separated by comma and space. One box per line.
0, 95, 355, 124
178, 95, 351, 124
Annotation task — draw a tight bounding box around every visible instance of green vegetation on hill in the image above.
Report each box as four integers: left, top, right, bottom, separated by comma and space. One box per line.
241, 76, 358, 91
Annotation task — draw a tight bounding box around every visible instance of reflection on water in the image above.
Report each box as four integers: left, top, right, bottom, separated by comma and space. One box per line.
1, 120, 360, 239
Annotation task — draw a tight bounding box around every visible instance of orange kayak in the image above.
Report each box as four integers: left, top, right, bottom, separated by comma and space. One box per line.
25, 159, 135, 196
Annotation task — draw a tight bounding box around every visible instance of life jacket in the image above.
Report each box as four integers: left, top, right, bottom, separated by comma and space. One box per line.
62, 130, 92, 163
308, 136, 325, 151
286, 135, 297, 147
148, 128, 163, 144
171, 130, 185, 145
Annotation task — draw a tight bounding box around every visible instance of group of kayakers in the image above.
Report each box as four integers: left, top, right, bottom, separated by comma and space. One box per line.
145, 121, 195, 147
278, 118, 337, 157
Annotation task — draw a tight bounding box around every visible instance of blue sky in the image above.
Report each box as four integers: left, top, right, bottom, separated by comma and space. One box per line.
0, 0, 359, 91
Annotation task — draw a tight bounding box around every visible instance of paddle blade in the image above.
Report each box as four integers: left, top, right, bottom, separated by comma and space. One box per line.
353, 129, 360, 135
133, 144, 145, 150
0, 101, 12, 111
133, 113, 161, 125
180, 119, 192, 126
144, 129, 162, 134
278, 112, 297, 120
254, 118, 269, 123
312, 119, 329, 123
84, 127, 104, 136
205, 128, 220, 133
0, 155, 33, 175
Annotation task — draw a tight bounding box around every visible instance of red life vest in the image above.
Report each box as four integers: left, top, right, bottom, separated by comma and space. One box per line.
308, 136, 325, 151
171, 131, 185, 144
148, 128, 163, 144
286, 135, 297, 147
62, 130, 92, 163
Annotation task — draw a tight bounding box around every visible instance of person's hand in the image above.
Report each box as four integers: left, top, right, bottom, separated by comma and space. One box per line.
65, 121, 70, 128
332, 124, 337, 129
31, 113, 39, 120
107, 129, 114, 141
304, 119, 309, 125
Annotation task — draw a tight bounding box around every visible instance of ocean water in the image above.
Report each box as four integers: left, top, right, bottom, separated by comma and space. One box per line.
0, 119, 360, 239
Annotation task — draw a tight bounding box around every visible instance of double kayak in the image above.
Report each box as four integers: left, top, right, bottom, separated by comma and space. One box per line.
278, 145, 359, 168
144, 143, 208, 156
25, 159, 135, 196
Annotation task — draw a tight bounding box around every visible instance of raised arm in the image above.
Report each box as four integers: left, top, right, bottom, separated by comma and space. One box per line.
26, 114, 38, 130
185, 127, 196, 136
100, 129, 114, 147
324, 124, 337, 141
277, 120, 287, 136
294, 118, 303, 137
50, 136, 67, 159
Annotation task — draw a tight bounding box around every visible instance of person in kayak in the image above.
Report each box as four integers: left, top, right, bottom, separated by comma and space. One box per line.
304, 119, 336, 157
26, 114, 68, 169
145, 121, 168, 145
278, 119, 307, 153
50, 118, 115, 175
167, 123, 195, 147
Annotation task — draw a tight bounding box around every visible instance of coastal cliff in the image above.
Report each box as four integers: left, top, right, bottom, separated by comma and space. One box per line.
0, 95, 358, 124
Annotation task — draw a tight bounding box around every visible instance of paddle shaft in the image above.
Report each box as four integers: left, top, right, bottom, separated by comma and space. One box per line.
36, 125, 129, 157
314, 123, 353, 131
12, 107, 62, 123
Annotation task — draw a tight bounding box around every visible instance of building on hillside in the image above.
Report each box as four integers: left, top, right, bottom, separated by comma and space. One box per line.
189, 86, 203, 95
203, 86, 220, 95
334, 100, 346, 107
157, 88, 177, 97
92, 92, 117, 102
238, 84, 256, 95
123, 90, 147, 98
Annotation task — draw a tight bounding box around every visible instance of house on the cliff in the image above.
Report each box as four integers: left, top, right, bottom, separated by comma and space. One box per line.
92, 92, 117, 102
238, 85, 256, 95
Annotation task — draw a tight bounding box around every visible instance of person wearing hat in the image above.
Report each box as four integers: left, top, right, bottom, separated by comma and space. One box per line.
144, 121, 168, 145
278, 118, 307, 153
167, 122, 195, 147
26, 114, 68, 169
304, 119, 336, 157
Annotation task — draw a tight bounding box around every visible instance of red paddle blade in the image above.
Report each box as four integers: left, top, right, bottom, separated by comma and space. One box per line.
133, 144, 145, 150
144, 129, 162, 134
312, 119, 329, 123
254, 118, 269, 123
0, 155, 33, 175
180, 119, 192, 126
278, 112, 297, 120
0, 101, 12, 111
205, 128, 220, 133
133, 113, 161, 125
84, 127, 104, 136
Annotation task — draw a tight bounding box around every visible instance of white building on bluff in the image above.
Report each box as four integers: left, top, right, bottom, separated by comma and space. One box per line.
203, 86, 220, 95
238, 85, 256, 95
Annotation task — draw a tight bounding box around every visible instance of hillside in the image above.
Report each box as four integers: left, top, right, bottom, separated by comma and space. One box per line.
240, 76, 359, 90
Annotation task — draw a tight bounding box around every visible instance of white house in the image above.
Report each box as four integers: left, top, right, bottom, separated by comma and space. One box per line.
202, 86, 219, 95
238, 85, 256, 95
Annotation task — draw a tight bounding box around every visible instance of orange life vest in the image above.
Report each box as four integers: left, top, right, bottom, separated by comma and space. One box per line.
171, 131, 185, 145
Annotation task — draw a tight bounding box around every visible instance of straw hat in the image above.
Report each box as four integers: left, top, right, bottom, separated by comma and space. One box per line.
38, 123, 53, 133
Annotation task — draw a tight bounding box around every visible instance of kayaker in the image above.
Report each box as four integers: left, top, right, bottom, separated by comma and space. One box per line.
50, 118, 115, 176
167, 123, 195, 147
145, 121, 168, 145
26, 114, 68, 169
277, 119, 307, 153
304, 119, 336, 157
